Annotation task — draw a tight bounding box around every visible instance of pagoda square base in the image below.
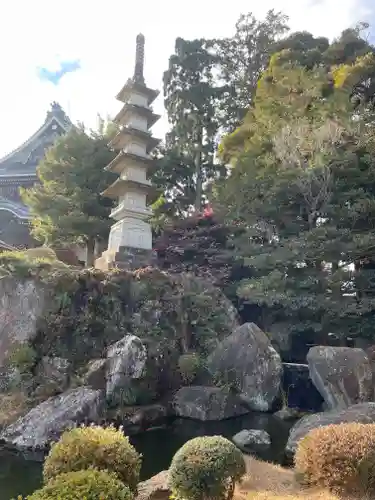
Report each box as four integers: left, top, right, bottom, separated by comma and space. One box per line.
107, 218, 152, 255
95, 246, 155, 271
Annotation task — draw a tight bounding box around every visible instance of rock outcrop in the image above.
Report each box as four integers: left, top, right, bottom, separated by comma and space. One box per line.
233, 429, 271, 451
0, 386, 103, 449
207, 323, 282, 411
173, 386, 249, 421
0, 277, 45, 368
34, 356, 70, 397
136, 471, 170, 500
106, 335, 147, 406
307, 346, 373, 410
285, 402, 375, 457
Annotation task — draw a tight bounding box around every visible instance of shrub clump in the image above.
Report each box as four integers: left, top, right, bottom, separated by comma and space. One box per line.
295, 422, 375, 495
43, 425, 141, 492
178, 353, 203, 384
169, 435, 246, 500
27, 468, 133, 499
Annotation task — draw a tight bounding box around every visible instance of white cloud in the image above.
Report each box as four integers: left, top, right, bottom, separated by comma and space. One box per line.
0, 0, 373, 157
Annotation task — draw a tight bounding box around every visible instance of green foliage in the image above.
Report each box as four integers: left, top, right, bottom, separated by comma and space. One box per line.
212, 10, 289, 130
26, 469, 133, 500
132, 268, 235, 356
33, 268, 134, 368
21, 125, 116, 264
295, 423, 375, 495
178, 353, 202, 384
8, 343, 37, 375
214, 40, 375, 345
161, 38, 225, 212
169, 436, 246, 500
0, 249, 67, 279
43, 425, 141, 492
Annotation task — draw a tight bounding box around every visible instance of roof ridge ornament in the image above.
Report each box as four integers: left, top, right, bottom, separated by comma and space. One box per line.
133, 33, 145, 85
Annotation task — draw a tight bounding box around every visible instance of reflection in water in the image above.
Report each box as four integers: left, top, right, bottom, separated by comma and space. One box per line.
0, 413, 293, 498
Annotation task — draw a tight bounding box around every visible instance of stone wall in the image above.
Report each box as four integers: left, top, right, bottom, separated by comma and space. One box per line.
0, 276, 46, 368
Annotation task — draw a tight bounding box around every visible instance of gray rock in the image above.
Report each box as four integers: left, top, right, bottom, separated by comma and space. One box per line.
0, 386, 103, 449
233, 429, 271, 451
0, 277, 45, 369
84, 359, 107, 390
274, 407, 302, 421
106, 335, 147, 405
207, 323, 282, 412
172, 386, 249, 421
35, 357, 70, 396
307, 346, 373, 410
286, 402, 375, 457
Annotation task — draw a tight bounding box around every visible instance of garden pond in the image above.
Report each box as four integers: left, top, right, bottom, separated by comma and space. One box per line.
0, 412, 293, 499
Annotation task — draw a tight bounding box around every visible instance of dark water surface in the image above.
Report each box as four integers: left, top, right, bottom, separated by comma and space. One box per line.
0, 413, 293, 499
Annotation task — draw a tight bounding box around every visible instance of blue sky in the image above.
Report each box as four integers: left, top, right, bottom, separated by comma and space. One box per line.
0, 0, 374, 157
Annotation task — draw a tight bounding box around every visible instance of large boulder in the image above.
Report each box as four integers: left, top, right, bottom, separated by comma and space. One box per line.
136, 471, 170, 500
232, 429, 271, 451
286, 402, 375, 457
307, 346, 373, 410
207, 323, 282, 411
172, 386, 249, 421
0, 277, 45, 368
34, 356, 71, 397
0, 386, 103, 449
106, 335, 147, 406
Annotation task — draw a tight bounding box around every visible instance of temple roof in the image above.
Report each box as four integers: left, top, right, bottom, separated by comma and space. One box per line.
0, 239, 15, 251
0, 197, 30, 219
0, 102, 72, 180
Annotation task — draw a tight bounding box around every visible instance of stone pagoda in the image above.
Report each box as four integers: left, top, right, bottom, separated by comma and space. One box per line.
95, 34, 160, 270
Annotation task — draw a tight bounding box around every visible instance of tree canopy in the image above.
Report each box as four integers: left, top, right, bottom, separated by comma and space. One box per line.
22, 124, 116, 264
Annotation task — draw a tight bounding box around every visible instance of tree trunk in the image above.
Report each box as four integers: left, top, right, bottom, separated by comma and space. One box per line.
194, 123, 203, 212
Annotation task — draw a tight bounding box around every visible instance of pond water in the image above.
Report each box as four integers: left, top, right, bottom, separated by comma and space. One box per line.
0, 413, 293, 499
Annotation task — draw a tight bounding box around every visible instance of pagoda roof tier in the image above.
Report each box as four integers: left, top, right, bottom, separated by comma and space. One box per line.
109, 127, 160, 153
114, 103, 160, 129
102, 178, 155, 199
105, 151, 153, 174
116, 78, 159, 105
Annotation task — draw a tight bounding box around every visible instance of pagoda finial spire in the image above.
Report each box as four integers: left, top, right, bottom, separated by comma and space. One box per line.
133, 33, 145, 85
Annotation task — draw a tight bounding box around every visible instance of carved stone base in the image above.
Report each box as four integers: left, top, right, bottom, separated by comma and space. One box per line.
95, 246, 155, 271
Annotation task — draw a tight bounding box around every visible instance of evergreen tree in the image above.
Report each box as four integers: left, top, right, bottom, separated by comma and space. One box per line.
216, 58, 375, 347
21, 124, 116, 265
213, 10, 289, 130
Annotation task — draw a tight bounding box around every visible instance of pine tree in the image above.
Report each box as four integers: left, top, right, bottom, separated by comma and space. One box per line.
21, 125, 116, 265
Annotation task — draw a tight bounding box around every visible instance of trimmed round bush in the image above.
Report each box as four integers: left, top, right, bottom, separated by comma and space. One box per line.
43, 425, 141, 491
169, 436, 246, 500
295, 422, 375, 495
27, 469, 133, 499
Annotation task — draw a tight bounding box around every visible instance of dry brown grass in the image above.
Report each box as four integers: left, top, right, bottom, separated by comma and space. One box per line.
234, 456, 369, 500
0, 392, 30, 427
